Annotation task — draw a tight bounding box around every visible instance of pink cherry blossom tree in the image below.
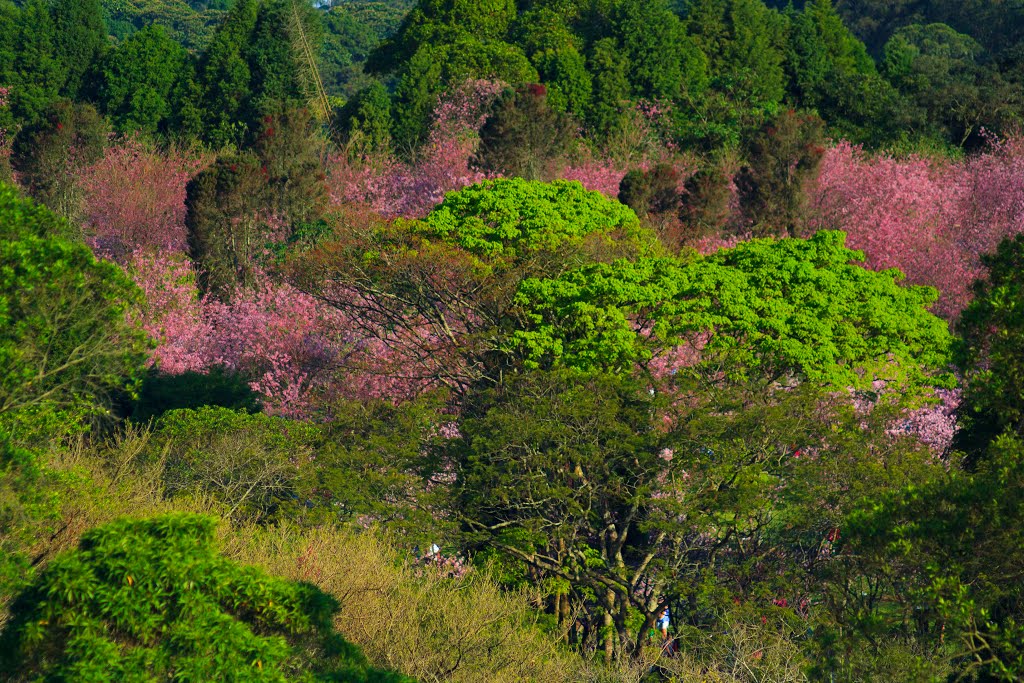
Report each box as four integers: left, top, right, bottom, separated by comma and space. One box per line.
809, 137, 1024, 319
79, 138, 209, 259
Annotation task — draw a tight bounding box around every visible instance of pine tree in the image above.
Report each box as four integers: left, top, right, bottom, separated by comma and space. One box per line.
197, 0, 260, 147
49, 0, 107, 100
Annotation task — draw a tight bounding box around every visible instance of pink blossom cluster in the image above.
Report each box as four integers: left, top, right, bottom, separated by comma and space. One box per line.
809, 139, 1024, 319
130, 253, 350, 417
848, 380, 961, 455
328, 80, 505, 219
129, 252, 448, 415
889, 387, 962, 455
79, 138, 209, 259
558, 158, 629, 198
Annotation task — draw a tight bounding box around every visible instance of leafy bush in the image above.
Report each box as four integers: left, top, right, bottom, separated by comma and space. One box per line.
0, 233, 150, 421
0, 513, 413, 682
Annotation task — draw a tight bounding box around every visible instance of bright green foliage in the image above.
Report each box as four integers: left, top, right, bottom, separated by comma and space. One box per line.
284, 179, 655, 392
49, 0, 107, 100
0, 514, 414, 682
513, 230, 952, 388
827, 433, 1024, 681
0, 234, 150, 419
955, 235, 1024, 455
0, 183, 78, 242
417, 178, 651, 262
98, 25, 188, 135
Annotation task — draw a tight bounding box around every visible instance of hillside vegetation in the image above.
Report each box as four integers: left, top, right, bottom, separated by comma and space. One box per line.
2, 1, 1024, 681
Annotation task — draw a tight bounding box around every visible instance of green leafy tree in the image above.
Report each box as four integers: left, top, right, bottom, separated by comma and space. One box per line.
954, 235, 1024, 460
0, 0, 63, 126
151, 407, 322, 521
784, 0, 906, 144
683, 0, 789, 133
390, 36, 536, 149
585, 37, 632, 139
367, 0, 535, 148
612, 0, 707, 102
474, 85, 576, 181
312, 394, 453, 543
245, 0, 322, 129
98, 25, 189, 135
49, 0, 107, 100
882, 22, 1013, 146
0, 224, 150, 420
337, 81, 394, 156
11, 100, 108, 221
823, 433, 1024, 682
0, 182, 78, 242
367, 0, 518, 75
456, 366, 941, 663
678, 158, 733, 242
512, 230, 952, 390
734, 108, 827, 237
0, 514, 413, 682
285, 179, 655, 392
99, 25, 190, 135
195, 0, 259, 147
786, 0, 877, 109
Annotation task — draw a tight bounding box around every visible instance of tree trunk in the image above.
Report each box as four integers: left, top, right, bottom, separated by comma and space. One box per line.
603, 589, 615, 664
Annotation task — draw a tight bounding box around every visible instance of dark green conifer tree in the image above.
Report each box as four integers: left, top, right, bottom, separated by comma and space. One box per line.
49, 0, 107, 100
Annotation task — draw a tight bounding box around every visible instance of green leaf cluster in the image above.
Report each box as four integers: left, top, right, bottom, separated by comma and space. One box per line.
0, 513, 414, 682
513, 230, 952, 388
